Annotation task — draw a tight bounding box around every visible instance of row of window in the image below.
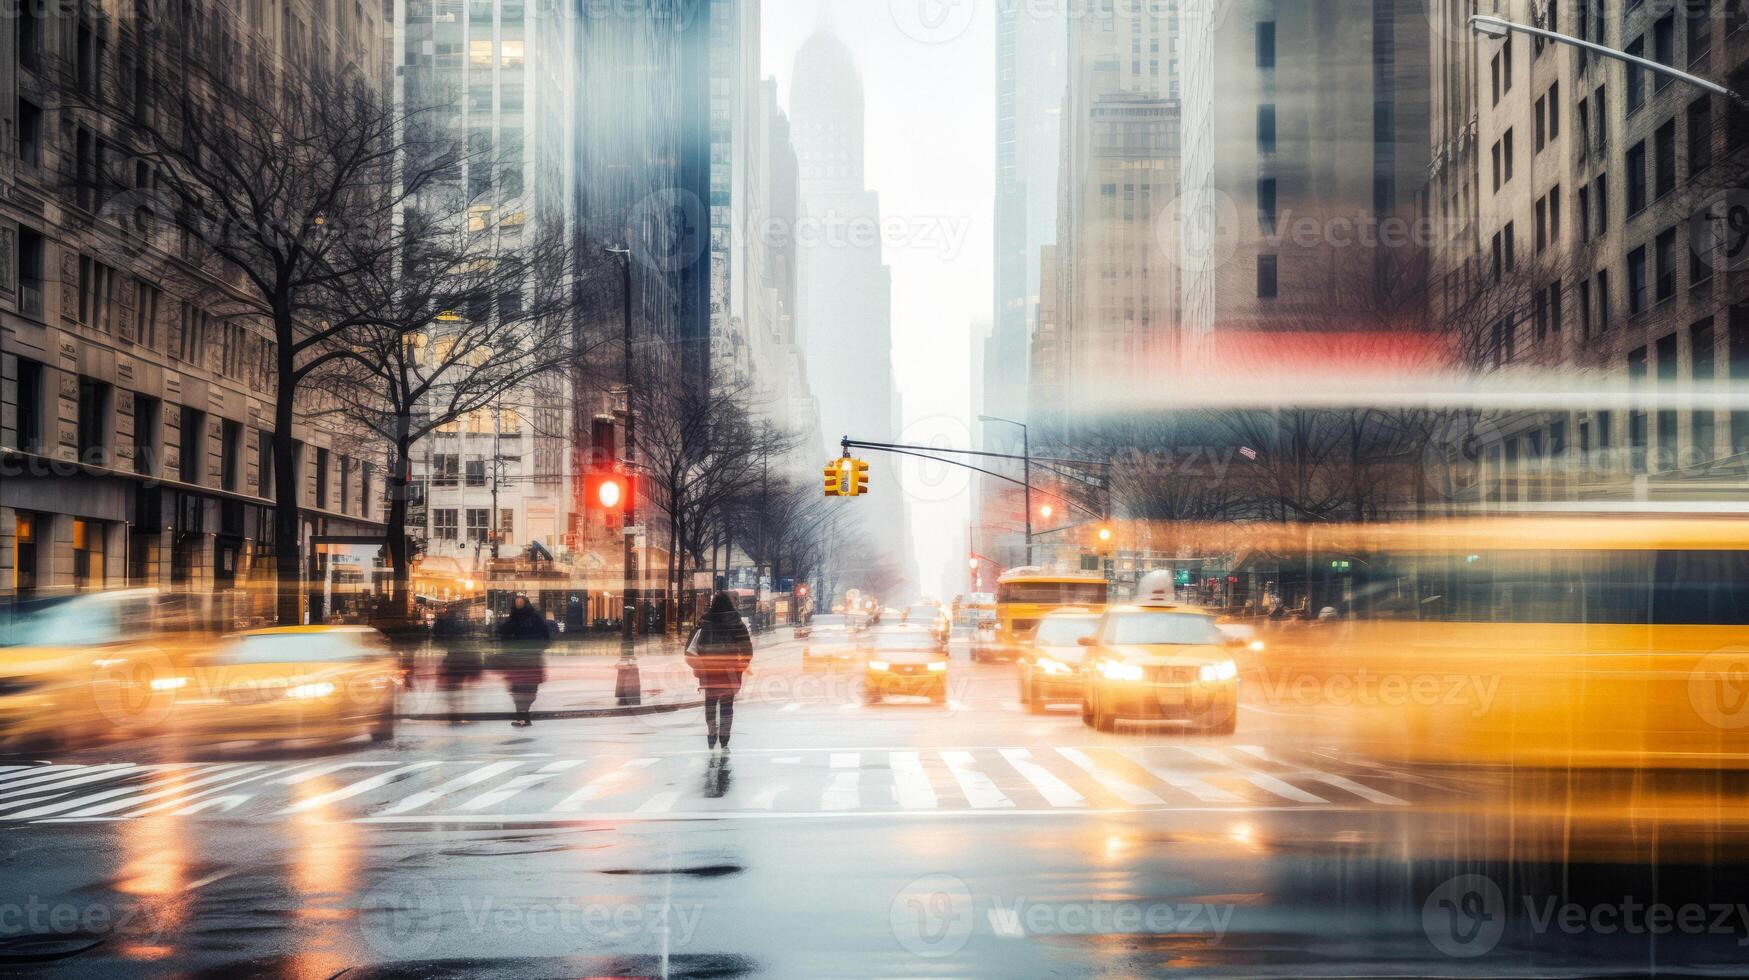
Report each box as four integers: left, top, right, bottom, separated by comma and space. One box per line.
9, 358, 369, 515
428, 507, 515, 543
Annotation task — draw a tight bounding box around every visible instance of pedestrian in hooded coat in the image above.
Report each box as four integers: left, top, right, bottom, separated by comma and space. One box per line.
686, 592, 754, 751
496, 595, 551, 727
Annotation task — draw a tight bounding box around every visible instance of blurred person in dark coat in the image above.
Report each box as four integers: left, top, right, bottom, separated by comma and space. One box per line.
496, 595, 550, 727
686, 592, 754, 751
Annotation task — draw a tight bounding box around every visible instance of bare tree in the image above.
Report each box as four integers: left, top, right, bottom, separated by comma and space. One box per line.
68, 9, 454, 623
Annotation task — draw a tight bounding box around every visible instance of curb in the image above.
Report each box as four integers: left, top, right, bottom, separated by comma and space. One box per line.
398, 698, 704, 722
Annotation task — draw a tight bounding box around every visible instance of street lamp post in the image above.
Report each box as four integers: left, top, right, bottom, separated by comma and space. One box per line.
1469, 14, 1748, 105
605, 245, 640, 705
977, 415, 1031, 565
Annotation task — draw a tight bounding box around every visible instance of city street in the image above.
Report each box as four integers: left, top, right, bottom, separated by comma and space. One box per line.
7, 633, 1749, 977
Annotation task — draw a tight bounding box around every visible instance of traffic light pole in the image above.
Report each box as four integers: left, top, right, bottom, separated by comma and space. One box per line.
607, 245, 640, 706
839, 437, 1109, 521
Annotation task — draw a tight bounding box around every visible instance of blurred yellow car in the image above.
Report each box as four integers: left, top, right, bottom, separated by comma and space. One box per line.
0, 589, 194, 751
862, 627, 949, 704
141, 626, 402, 743
1016, 607, 1100, 713
1079, 574, 1241, 734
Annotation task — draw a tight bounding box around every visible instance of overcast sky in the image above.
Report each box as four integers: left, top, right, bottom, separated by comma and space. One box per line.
764, 0, 995, 600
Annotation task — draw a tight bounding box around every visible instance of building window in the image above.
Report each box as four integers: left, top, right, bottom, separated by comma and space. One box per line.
1547, 82, 1559, 140
221, 419, 242, 492
433, 509, 458, 541
433, 453, 459, 488
1578, 183, 1592, 242
1655, 227, 1678, 302
257, 429, 274, 500
1629, 346, 1649, 472
77, 378, 110, 466
14, 357, 43, 452
135, 281, 161, 351
465, 459, 487, 487
1595, 172, 1609, 235
179, 406, 204, 484
1576, 98, 1589, 160
1626, 141, 1647, 214
1579, 280, 1593, 338
1687, 97, 1713, 174
1548, 282, 1563, 335
1491, 140, 1502, 192
134, 394, 159, 476
1731, 303, 1749, 454
1256, 254, 1278, 299
1652, 15, 1674, 89
1656, 332, 1678, 469
1689, 4, 1712, 67
499, 508, 515, 543
1257, 178, 1277, 231
1596, 270, 1612, 333
1654, 118, 1676, 198
1594, 84, 1608, 148
16, 99, 42, 168
1503, 221, 1516, 271
1628, 246, 1649, 315
18, 227, 44, 320
1502, 129, 1514, 182
72, 518, 106, 590
17, 3, 42, 70
1256, 104, 1276, 154
13, 513, 38, 593
1626, 36, 1645, 113
78, 257, 115, 332
1535, 96, 1547, 151
1256, 21, 1275, 68
466, 508, 491, 544
1692, 318, 1716, 463
315, 446, 330, 509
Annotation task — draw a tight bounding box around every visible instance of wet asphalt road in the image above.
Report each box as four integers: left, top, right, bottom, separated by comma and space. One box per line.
6, 635, 1749, 977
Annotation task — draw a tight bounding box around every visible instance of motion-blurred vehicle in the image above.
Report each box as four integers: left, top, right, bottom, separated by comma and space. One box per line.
0, 589, 194, 750
141, 626, 401, 743
794, 613, 848, 640
861, 627, 949, 704
1079, 572, 1239, 734
979, 567, 1108, 663
1216, 620, 1265, 652
954, 591, 996, 629
1016, 607, 1101, 713
901, 603, 951, 647
801, 624, 861, 671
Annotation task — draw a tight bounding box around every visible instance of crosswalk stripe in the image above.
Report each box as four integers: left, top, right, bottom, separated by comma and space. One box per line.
550, 757, 658, 812
378, 762, 525, 815
822, 771, 860, 811
636, 789, 681, 814
887, 752, 938, 810
54, 766, 269, 819
940, 750, 1013, 809
1117, 748, 1242, 803
997, 748, 1084, 807
460, 761, 585, 812
1307, 772, 1408, 806
124, 764, 331, 819
280, 763, 442, 814
1177, 746, 1327, 803
748, 783, 785, 809
0, 765, 82, 788
1054, 748, 1166, 806
830, 752, 860, 769
0, 765, 144, 804
780, 703, 801, 712
9, 766, 244, 821
275, 761, 401, 786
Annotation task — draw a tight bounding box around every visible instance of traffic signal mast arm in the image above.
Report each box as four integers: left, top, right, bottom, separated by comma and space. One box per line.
838, 436, 1110, 520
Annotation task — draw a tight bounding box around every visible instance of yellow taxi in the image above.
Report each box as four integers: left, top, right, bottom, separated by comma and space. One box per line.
1078, 572, 1241, 734
1016, 607, 1100, 713
141, 626, 402, 743
0, 589, 193, 751
861, 626, 950, 705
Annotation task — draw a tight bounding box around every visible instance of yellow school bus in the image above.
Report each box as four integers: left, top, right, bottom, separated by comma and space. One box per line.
1241, 511, 1749, 768
978, 568, 1108, 663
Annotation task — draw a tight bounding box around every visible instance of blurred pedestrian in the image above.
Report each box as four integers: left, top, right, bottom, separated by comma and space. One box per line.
434, 600, 485, 723
686, 592, 754, 752
496, 594, 550, 727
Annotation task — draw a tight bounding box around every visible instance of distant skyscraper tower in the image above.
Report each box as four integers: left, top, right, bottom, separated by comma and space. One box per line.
790, 28, 911, 586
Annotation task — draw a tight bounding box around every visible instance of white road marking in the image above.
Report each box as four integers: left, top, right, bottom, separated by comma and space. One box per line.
887, 752, 938, 810
830, 752, 859, 769
940, 750, 1013, 809
460, 761, 585, 812
0, 765, 83, 788
1177, 746, 1327, 804
15, 766, 253, 821
780, 703, 801, 712
636, 789, 681, 814
997, 748, 1085, 808
378, 761, 526, 815
97, 764, 324, 819
1117, 748, 1243, 803
550, 757, 658, 812
182, 869, 234, 892
0, 765, 146, 804
274, 761, 400, 786
1054, 748, 1166, 806
1307, 772, 1409, 806
748, 783, 785, 809
279, 763, 443, 814
822, 771, 860, 811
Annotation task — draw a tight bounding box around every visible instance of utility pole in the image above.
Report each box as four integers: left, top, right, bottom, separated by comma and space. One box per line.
605, 245, 640, 704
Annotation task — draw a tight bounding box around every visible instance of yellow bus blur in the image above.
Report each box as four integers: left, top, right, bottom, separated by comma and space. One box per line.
976, 568, 1108, 663
1239, 512, 1749, 767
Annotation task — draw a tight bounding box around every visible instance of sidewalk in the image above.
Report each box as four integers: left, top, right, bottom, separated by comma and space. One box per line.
398, 651, 706, 721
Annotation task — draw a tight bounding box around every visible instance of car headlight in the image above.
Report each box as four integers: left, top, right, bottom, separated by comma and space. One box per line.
1198, 660, 1238, 683
926, 661, 948, 672
1248, 639, 1265, 652
1036, 656, 1073, 676
286, 681, 337, 700
1098, 660, 1144, 682
148, 677, 188, 691
867, 660, 890, 672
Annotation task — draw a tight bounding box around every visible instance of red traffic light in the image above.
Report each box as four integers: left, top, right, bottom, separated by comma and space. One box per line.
584, 471, 634, 514
797, 584, 810, 597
